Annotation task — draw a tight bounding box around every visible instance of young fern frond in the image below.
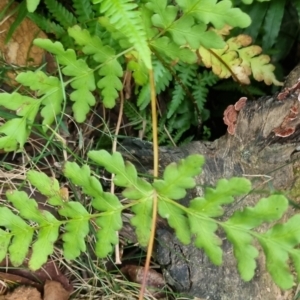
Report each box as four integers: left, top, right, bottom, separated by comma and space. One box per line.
97, 0, 152, 69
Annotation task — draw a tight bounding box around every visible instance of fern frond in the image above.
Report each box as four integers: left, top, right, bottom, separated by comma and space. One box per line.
176, 0, 251, 29
34, 38, 96, 122
27, 13, 66, 38
72, 0, 94, 24
98, 0, 152, 69
137, 59, 172, 109
192, 71, 219, 111
68, 26, 123, 108
262, 0, 286, 50
44, 0, 77, 29
167, 63, 198, 118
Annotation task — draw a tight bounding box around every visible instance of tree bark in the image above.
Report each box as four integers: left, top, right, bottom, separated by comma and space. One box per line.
121, 65, 300, 299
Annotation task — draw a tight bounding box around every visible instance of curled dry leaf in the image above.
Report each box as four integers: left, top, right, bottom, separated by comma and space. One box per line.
121, 265, 165, 298
43, 280, 70, 300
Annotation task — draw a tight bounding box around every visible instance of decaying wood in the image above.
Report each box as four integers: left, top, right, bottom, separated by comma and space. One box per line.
121, 65, 300, 299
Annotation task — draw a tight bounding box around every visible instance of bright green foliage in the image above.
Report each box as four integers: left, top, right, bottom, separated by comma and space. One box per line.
17, 71, 64, 127
1, 152, 300, 290
63, 162, 123, 257
68, 25, 123, 108
88, 150, 154, 245
27, 0, 40, 12
34, 38, 96, 122
153, 154, 205, 199
258, 214, 300, 289
176, 0, 251, 29
95, 0, 152, 69
222, 195, 288, 281
186, 177, 252, 265
0, 93, 40, 151
6, 191, 60, 270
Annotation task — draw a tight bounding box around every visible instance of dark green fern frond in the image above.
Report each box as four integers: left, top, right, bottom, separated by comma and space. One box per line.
192, 71, 219, 111
214, 81, 265, 96
167, 63, 198, 118
44, 0, 77, 29
137, 59, 172, 109
124, 101, 145, 131
72, 0, 94, 24
28, 13, 66, 38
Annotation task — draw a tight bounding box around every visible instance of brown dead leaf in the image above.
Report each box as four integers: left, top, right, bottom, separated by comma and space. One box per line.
0, 0, 47, 84
3, 286, 42, 300
0, 260, 73, 293
43, 280, 70, 300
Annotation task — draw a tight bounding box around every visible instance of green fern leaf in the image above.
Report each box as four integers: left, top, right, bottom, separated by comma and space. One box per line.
88, 150, 152, 193
73, 0, 94, 24
68, 26, 123, 108
27, 13, 66, 39
222, 195, 288, 281
27, 170, 64, 206
187, 177, 252, 265
137, 59, 172, 109
242, 2, 269, 41
146, 0, 178, 29
176, 0, 251, 29
158, 200, 191, 244
6, 190, 60, 270
94, 213, 122, 257
167, 63, 197, 118
0, 93, 40, 151
131, 200, 153, 246
59, 202, 90, 259
153, 154, 204, 200
192, 178, 252, 217
151, 37, 197, 64
262, 0, 286, 50
192, 70, 219, 110
0, 118, 29, 152
64, 162, 123, 257
34, 38, 96, 122
257, 214, 300, 289
0, 207, 33, 267
0, 229, 11, 263
169, 15, 225, 49
88, 150, 153, 246
16, 71, 64, 127
44, 0, 77, 29
98, 0, 152, 69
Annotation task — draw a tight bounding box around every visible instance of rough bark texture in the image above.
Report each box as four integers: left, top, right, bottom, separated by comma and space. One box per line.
121, 65, 300, 300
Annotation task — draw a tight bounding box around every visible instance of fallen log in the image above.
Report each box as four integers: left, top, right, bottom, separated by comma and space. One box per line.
121, 64, 300, 299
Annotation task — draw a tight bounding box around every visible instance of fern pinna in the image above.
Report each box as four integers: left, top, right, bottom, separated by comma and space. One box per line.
1, 150, 300, 290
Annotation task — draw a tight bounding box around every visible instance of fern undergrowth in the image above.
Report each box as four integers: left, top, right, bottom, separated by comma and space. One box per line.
0, 150, 299, 291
